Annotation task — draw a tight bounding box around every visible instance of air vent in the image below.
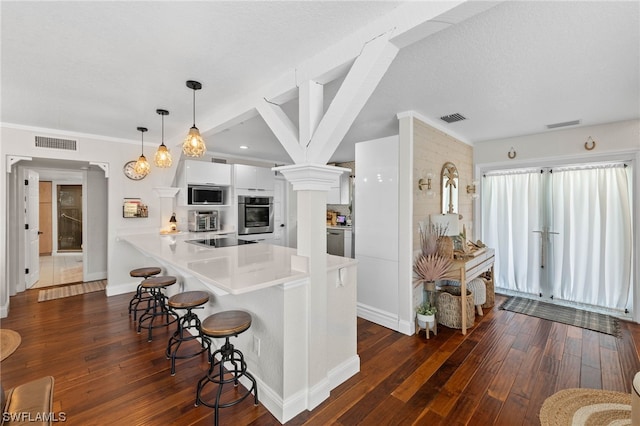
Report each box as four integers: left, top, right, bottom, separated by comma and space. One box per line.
546, 120, 580, 129
211, 158, 227, 164
35, 136, 77, 151
440, 113, 466, 123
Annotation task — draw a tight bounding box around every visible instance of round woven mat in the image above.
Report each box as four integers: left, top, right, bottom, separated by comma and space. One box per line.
0, 329, 21, 362
540, 388, 631, 426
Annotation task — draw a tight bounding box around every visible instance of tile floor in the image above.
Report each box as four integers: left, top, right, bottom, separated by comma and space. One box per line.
34, 253, 83, 288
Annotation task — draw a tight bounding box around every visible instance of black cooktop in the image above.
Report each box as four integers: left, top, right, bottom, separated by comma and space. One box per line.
186, 238, 257, 248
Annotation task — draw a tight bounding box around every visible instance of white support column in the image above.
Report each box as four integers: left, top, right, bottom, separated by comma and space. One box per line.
274, 163, 349, 408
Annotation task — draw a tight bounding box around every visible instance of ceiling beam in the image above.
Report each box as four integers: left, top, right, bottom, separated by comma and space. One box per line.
306, 35, 398, 165
198, 1, 485, 138
256, 100, 305, 164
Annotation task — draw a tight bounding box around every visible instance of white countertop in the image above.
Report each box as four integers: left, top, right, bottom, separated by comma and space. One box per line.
326, 225, 352, 231
120, 232, 356, 295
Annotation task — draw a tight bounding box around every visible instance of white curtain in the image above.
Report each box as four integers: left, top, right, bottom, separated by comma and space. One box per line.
549, 164, 632, 310
482, 169, 543, 296
482, 162, 633, 312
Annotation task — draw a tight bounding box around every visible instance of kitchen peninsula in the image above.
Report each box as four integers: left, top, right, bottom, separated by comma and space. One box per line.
119, 232, 359, 423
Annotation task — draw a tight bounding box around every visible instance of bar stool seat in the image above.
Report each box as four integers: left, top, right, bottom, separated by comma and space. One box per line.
165, 291, 212, 375
195, 310, 258, 426
137, 276, 178, 342
128, 267, 162, 321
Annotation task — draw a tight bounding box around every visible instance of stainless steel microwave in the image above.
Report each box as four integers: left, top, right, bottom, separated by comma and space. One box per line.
188, 185, 224, 205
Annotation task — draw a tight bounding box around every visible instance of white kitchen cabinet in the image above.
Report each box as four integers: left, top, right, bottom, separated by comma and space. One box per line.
184, 160, 231, 185
176, 160, 232, 206
327, 172, 350, 205
234, 164, 274, 192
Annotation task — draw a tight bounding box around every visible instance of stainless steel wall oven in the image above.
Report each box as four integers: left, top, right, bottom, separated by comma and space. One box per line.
238, 196, 274, 235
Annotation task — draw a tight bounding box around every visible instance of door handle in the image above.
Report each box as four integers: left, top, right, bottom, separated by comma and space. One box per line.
38, 231, 43, 235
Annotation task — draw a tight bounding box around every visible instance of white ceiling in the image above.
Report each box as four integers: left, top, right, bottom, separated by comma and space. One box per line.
2, 1, 638, 165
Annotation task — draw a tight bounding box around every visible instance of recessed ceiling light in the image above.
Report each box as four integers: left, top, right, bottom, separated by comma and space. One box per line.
239, 145, 248, 150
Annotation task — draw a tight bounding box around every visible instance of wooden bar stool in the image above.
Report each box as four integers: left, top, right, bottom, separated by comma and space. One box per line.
128, 267, 162, 321
165, 291, 212, 375
137, 276, 178, 342
195, 310, 258, 426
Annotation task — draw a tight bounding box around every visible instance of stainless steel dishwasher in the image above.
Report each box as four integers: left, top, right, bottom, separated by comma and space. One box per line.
326, 228, 344, 256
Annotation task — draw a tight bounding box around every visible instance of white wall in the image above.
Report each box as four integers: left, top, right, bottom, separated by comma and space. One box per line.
1, 124, 179, 316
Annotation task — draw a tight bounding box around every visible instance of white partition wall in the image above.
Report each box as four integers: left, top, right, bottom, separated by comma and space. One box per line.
355, 136, 400, 330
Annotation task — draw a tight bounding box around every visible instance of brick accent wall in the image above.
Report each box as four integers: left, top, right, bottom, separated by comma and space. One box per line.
412, 119, 473, 250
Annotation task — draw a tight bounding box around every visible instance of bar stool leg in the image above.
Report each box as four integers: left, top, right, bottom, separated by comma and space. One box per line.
165, 308, 211, 375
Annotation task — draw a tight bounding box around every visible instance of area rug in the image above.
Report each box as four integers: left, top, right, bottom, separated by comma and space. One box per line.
500, 296, 620, 337
37, 280, 106, 302
0, 329, 21, 361
540, 388, 631, 425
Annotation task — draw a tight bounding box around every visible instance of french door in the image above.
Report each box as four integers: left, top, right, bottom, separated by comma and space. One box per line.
482, 162, 633, 312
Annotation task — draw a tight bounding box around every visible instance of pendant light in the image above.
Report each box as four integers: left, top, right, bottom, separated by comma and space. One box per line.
134, 127, 151, 176
154, 109, 172, 168
182, 80, 206, 157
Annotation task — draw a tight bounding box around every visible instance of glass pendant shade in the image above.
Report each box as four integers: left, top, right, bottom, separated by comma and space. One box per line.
134, 154, 151, 175
154, 143, 172, 167
182, 126, 206, 157
134, 126, 150, 177
182, 80, 206, 157
154, 109, 172, 167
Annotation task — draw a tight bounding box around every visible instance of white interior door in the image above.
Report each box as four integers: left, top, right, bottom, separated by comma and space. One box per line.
25, 169, 40, 288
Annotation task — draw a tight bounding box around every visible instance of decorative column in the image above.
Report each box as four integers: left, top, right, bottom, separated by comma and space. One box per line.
153, 187, 180, 233
273, 163, 350, 408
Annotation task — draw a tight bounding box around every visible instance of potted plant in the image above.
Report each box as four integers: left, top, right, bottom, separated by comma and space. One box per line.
414, 225, 454, 291
416, 301, 437, 329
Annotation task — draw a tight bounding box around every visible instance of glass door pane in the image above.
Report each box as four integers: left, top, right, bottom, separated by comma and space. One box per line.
57, 185, 82, 252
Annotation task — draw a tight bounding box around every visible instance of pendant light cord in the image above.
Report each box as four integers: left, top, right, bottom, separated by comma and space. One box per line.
161, 114, 165, 145
192, 88, 196, 127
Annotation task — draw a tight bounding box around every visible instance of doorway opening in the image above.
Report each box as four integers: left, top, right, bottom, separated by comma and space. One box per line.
481, 161, 633, 315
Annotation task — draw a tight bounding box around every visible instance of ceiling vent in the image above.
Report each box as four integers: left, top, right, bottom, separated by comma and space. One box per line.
35, 136, 77, 151
546, 119, 581, 129
211, 158, 227, 164
440, 113, 466, 123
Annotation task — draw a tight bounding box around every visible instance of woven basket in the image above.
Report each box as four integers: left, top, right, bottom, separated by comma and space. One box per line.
437, 286, 474, 329
436, 236, 454, 259
481, 275, 494, 309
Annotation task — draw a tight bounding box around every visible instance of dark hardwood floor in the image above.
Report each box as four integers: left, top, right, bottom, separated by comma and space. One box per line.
2, 287, 639, 425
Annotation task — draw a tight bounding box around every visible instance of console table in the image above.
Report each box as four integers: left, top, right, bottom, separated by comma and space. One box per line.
449, 248, 495, 335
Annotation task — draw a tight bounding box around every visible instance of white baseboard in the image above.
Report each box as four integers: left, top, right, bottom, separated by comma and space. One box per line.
0, 299, 9, 318
104, 281, 138, 297
357, 302, 400, 332
233, 355, 361, 424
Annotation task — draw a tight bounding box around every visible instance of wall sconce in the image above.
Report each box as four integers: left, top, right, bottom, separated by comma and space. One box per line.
418, 170, 436, 198
466, 180, 479, 200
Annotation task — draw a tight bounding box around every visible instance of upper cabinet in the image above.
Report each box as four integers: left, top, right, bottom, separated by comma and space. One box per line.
234, 164, 274, 192
183, 160, 231, 186
327, 172, 350, 205
176, 160, 232, 206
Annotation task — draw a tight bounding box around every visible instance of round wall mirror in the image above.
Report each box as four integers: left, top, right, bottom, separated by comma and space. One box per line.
441, 162, 459, 214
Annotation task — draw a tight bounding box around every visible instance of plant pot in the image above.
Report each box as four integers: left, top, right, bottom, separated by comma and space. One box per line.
417, 313, 435, 329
